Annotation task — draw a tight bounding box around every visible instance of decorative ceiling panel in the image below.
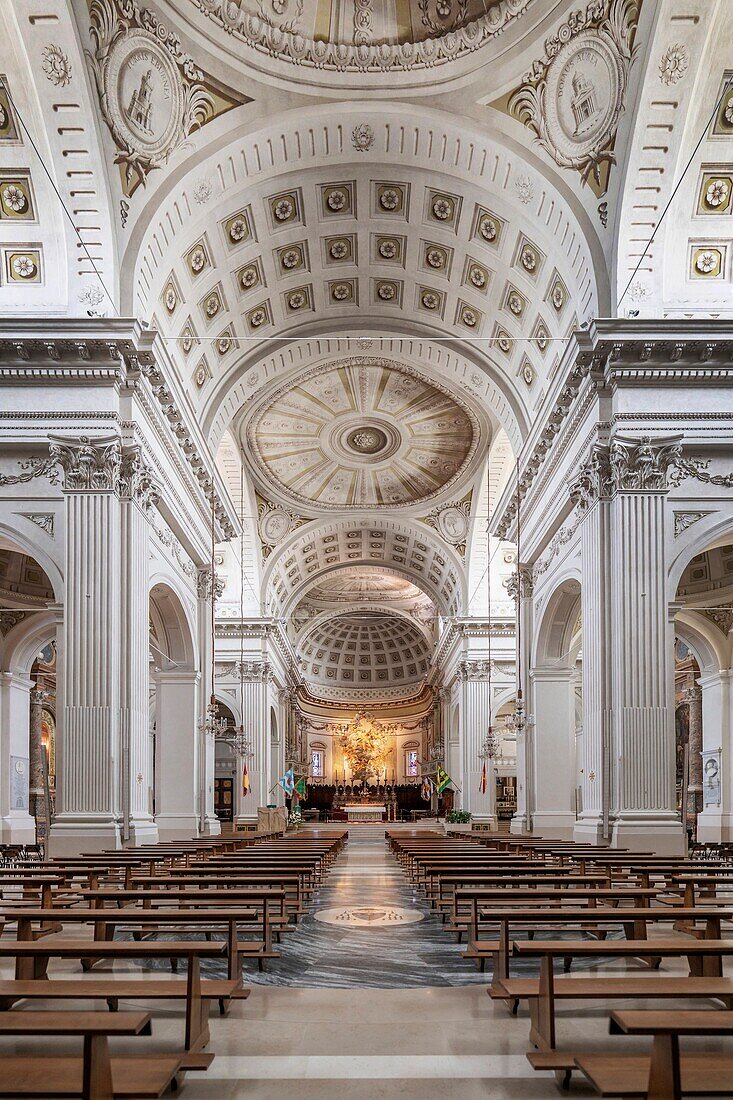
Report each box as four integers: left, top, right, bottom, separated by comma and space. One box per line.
244, 358, 478, 510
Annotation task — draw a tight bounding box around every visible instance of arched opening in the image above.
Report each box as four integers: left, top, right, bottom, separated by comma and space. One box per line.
0, 538, 60, 849
214, 699, 237, 827
673, 541, 733, 844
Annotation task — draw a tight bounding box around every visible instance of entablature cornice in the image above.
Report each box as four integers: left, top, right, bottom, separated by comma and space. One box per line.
493, 320, 733, 545
215, 615, 298, 683
0, 319, 238, 543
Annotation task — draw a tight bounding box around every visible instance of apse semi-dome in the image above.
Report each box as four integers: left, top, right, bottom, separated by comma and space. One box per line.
245, 359, 478, 510
298, 611, 431, 695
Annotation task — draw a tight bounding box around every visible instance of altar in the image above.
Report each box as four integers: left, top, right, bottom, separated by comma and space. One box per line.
344, 804, 385, 822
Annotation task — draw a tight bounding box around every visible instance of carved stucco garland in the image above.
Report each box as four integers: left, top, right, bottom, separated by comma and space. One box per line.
187, 0, 533, 74
86, 0, 217, 185
569, 437, 733, 512
509, 0, 639, 186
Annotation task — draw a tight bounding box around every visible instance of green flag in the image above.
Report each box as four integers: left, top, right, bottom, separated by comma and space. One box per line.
436, 766, 452, 794
294, 777, 307, 799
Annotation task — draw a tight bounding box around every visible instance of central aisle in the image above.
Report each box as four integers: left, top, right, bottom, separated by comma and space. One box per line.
246, 825, 486, 988
182, 827, 564, 1098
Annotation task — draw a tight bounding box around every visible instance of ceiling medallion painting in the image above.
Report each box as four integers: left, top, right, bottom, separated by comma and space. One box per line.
245, 359, 479, 511
86, 0, 244, 194
185, 0, 534, 77
502, 0, 640, 196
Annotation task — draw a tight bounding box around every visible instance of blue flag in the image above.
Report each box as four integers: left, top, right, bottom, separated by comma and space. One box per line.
279, 768, 295, 795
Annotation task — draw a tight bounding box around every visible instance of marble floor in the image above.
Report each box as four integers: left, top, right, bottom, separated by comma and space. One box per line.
0, 830, 722, 1097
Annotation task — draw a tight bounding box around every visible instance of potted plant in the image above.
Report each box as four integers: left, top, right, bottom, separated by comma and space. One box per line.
444, 809, 472, 833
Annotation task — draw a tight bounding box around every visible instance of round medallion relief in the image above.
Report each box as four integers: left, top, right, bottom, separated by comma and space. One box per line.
346, 427, 389, 455
543, 31, 625, 167
107, 33, 183, 158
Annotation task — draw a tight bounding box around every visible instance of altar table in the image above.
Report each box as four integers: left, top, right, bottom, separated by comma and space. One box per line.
344, 805, 386, 822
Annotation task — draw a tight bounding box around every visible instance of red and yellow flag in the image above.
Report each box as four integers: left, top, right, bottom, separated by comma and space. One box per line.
479, 761, 487, 795
242, 761, 251, 797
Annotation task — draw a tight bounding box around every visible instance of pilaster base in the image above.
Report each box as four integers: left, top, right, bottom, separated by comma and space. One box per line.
472, 814, 498, 830
609, 813, 685, 855
201, 814, 221, 837
531, 811, 577, 840
573, 815, 610, 847
510, 813, 530, 836
697, 812, 733, 844
126, 816, 159, 846
155, 814, 200, 842
1, 813, 37, 846
49, 816, 122, 857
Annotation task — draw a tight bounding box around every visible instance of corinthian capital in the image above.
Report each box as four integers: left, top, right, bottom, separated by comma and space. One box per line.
48, 434, 122, 491
506, 567, 533, 602
569, 444, 613, 509
119, 448, 159, 513
609, 434, 684, 492
196, 566, 224, 602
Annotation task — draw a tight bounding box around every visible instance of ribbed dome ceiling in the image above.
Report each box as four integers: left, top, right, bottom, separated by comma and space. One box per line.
245, 360, 477, 510
298, 611, 431, 696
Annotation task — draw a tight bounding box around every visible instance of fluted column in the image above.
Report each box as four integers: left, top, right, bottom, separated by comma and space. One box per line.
48, 435, 123, 855
234, 661, 274, 822
119, 448, 158, 844
686, 685, 703, 822
196, 568, 221, 837
509, 568, 533, 835
575, 478, 612, 844
28, 687, 46, 821
571, 436, 684, 853
0, 673, 36, 844
457, 661, 497, 825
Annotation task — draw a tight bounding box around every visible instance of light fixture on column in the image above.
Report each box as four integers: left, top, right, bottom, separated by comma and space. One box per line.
510, 456, 527, 738
479, 448, 498, 766
200, 491, 227, 741
223, 454, 254, 764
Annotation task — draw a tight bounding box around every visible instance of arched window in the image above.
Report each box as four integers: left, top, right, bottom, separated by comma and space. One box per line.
404, 742, 420, 778
310, 741, 326, 778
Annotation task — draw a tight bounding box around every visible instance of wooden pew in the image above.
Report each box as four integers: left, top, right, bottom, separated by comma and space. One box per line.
512, 938, 733, 1056
0, 901, 285, 977
0, 1010, 181, 1100
575, 1010, 733, 1098
0, 939, 228, 1069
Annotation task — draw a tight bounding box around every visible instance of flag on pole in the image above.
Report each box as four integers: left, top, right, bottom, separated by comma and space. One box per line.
294, 777, 307, 800
242, 761, 251, 797
436, 765, 452, 794
279, 768, 295, 795
420, 777, 431, 802
479, 761, 487, 795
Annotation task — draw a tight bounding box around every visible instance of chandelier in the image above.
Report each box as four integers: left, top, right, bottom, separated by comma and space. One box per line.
199, 695, 227, 741
225, 723, 254, 759
332, 712, 396, 781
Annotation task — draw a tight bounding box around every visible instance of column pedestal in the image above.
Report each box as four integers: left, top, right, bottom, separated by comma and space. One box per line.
531, 668, 577, 840
154, 670, 200, 841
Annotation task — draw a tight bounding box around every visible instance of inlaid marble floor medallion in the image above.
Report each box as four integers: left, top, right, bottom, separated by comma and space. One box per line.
314, 905, 425, 927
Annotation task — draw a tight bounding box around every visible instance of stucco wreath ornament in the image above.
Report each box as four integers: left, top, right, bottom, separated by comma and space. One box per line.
86, 0, 215, 188
509, 0, 639, 187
